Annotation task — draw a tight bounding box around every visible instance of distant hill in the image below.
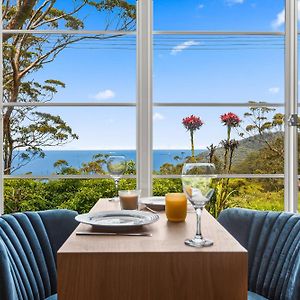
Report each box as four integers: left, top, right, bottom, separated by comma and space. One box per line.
198, 131, 283, 166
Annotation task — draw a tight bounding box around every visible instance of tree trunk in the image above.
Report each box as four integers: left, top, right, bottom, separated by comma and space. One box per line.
3, 71, 20, 174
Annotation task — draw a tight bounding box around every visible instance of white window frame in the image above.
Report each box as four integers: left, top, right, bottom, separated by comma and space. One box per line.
0, 0, 298, 214
285, 0, 298, 212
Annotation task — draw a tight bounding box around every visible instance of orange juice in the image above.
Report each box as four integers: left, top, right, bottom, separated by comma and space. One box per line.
165, 193, 187, 222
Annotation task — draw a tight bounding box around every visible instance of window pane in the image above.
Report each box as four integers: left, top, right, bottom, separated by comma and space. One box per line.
153, 106, 284, 174
154, 34, 284, 103
3, 34, 136, 103
154, 0, 284, 31
3, 1, 136, 31
3, 107, 136, 175
4, 178, 136, 214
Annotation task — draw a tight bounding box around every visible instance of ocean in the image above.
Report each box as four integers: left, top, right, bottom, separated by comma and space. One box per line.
12, 149, 204, 175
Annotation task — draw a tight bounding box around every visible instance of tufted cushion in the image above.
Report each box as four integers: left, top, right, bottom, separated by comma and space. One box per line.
45, 294, 57, 300
248, 291, 268, 300
218, 208, 300, 300
0, 209, 78, 300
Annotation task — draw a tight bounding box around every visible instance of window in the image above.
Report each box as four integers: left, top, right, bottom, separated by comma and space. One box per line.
1, 1, 137, 213
1, 0, 298, 214
152, 0, 289, 214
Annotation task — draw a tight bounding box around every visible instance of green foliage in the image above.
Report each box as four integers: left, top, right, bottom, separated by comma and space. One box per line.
4, 177, 287, 215
159, 163, 183, 175
228, 179, 284, 211
208, 179, 237, 218
4, 178, 136, 214
153, 179, 182, 195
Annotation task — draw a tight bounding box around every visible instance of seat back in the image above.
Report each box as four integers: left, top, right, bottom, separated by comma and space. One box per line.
0, 209, 78, 300
218, 208, 300, 300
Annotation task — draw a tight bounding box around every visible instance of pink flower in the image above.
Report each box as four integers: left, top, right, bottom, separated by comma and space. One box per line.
220, 112, 241, 127
182, 115, 204, 131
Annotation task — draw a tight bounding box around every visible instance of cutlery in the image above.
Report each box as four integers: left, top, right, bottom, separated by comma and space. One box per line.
144, 206, 158, 214
76, 231, 152, 237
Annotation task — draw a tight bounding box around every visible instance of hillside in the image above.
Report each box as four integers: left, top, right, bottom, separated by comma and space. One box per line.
198, 131, 283, 167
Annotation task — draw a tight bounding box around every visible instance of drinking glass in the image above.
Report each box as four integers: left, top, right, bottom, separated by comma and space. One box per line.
181, 163, 216, 248
118, 190, 141, 210
107, 155, 127, 201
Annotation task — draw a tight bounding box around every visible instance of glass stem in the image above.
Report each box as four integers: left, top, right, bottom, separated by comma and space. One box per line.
114, 177, 120, 197
195, 207, 203, 239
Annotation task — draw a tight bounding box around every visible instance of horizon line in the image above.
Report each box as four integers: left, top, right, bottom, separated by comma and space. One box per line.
15, 148, 206, 151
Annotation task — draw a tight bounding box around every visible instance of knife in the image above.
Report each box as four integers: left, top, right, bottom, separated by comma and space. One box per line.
76, 231, 152, 237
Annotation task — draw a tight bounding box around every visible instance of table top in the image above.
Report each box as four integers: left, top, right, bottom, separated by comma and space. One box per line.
59, 199, 247, 254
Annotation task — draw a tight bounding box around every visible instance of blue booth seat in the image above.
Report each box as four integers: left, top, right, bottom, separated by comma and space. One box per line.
0, 209, 78, 300
218, 208, 300, 300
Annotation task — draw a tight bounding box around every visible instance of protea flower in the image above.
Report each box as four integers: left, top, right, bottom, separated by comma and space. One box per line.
220, 112, 241, 128
182, 115, 204, 160
220, 112, 241, 172
220, 112, 241, 140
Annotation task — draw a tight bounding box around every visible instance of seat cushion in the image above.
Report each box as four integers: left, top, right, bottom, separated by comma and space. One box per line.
218, 208, 300, 300
0, 210, 78, 300
248, 291, 268, 300
45, 294, 57, 300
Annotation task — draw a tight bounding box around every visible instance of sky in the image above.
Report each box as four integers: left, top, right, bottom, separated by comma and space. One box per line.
28, 0, 288, 150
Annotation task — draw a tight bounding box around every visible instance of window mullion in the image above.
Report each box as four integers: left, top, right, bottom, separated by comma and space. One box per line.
136, 0, 153, 197
284, 0, 298, 212
0, 0, 3, 215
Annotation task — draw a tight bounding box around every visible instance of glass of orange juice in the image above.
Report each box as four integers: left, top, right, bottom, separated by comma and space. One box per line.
165, 193, 187, 222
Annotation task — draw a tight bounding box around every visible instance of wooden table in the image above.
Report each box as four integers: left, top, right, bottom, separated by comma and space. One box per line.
58, 200, 248, 300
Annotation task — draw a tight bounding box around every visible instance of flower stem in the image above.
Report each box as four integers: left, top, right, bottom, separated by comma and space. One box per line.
223, 126, 232, 172
190, 130, 195, 160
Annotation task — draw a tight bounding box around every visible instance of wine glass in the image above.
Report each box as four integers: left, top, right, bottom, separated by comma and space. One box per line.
107, 155, 127, 201
181, 163, 216, 248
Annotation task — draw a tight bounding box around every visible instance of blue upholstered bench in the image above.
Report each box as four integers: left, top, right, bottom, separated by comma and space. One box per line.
0, 209, 78, 300
218, 208, 300, 300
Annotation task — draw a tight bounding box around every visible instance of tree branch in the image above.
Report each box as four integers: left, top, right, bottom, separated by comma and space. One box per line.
26, 0, 54, 29
32, 1, 87, 29
2, 0, 11, 20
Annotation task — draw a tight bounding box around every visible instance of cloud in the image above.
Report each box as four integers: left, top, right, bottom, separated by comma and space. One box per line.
268, 87, 280, 94
226, 0, 244, 6
197, 4, 204, 9
91, 89, 115, 100
153, 113, 164, 121
272, 2, 300, 29
271, 9, 285, 29
171, 40, 200, 55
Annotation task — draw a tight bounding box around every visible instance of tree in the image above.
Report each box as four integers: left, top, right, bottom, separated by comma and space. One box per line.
3, 0, 136, 174
80, 153, 108, 174
242, 103, 284, 159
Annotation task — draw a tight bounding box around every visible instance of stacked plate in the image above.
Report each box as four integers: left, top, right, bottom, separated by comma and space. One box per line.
139, 196, 165, 211
75, 210, 159, 230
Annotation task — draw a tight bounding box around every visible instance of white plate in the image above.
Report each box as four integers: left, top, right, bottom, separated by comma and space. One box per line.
139, 196, 165, 210
75, 210, 159, 229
